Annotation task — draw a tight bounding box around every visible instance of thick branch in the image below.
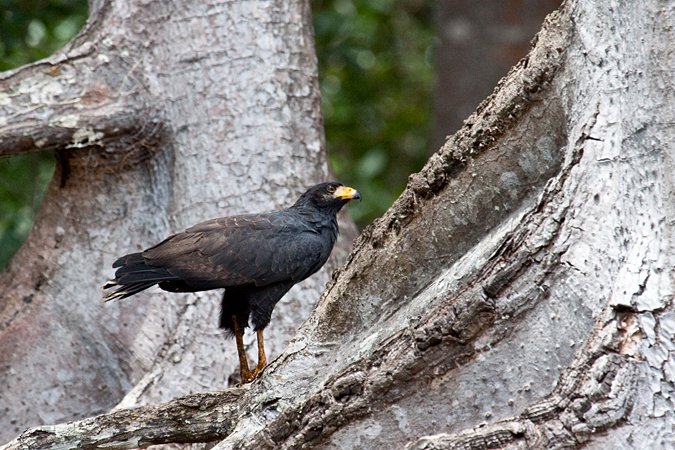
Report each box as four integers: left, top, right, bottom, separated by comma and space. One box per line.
0, 6, 151, 157
0, 389, 246, 450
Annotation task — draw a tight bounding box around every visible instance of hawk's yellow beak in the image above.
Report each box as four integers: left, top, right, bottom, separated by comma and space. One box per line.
334, 186, 362, 201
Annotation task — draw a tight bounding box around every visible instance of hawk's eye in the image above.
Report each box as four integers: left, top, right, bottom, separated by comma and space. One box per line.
327, 185, 337, 193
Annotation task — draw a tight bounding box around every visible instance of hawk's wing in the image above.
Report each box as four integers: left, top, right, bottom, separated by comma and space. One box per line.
141, 211, 332, 290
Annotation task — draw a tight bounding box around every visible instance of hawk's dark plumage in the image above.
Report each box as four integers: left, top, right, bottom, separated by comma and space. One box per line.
102, 182, 360, 382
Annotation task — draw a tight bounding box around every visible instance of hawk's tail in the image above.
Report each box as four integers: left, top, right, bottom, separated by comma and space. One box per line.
101, 252, 179, 301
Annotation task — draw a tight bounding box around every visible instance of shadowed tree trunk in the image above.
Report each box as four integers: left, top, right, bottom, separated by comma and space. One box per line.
3, 0, 675, 449
432, 0, 562, 151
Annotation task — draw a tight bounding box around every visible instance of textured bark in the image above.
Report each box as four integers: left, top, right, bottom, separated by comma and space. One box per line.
0, 0, 358, 443
3, 0, 675, 448
1, 389, 246, 450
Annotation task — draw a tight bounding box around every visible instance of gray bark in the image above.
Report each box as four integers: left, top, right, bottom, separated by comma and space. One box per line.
0, 0, 358, 442
3, 0, 675, 449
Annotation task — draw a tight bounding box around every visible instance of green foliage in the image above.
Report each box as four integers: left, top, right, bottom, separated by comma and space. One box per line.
0, 0, 87, 269
0, 153, 55, 268
0, 0, 88, 71
313, 0, 435, 227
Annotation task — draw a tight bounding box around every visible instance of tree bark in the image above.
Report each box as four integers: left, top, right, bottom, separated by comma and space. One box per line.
3, 0, 675, 448
0, 0, 358, 443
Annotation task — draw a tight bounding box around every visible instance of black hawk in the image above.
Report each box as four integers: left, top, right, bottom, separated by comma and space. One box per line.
102, 182, 361, 382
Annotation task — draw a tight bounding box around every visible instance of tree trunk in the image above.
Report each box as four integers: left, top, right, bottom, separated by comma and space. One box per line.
3, 0, 675, 448
0, 0, 358, 443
